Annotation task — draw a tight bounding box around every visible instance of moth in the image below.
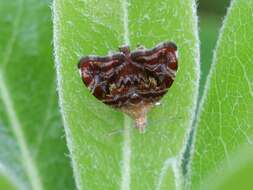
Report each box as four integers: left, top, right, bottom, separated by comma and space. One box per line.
78, 42, 178, 132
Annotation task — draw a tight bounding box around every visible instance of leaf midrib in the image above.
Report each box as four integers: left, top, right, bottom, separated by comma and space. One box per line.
0, 73, 43, 190
120, 0, 132, 190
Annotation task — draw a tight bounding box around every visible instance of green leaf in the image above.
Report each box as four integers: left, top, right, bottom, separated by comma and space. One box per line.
54, 0, 199, 189
200, 144, 253, 190
199, 14, 221, 98
0, 0, 75, 189
0, 174, 17, 190
0, 166, 18, 190
190, 0, 253, 189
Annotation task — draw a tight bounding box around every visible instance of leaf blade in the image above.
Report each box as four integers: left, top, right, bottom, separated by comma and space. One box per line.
54, 0, 199, 189
190, 0, 253, 189
0, 0, 75, 189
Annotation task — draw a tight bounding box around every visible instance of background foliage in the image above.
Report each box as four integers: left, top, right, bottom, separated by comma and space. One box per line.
0, 0, 75, 189
191, 1, 253, 189
1, 0, 253, 190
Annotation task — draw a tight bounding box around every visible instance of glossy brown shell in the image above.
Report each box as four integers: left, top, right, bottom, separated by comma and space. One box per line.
78, 42, 178, 108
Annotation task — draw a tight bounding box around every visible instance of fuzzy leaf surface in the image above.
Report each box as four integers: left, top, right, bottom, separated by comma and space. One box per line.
190, 1, 253, 189
0, 0, 75, 189
54, 0, 199, 189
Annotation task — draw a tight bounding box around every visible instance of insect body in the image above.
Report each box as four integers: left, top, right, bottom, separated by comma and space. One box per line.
78, 42, 178, 132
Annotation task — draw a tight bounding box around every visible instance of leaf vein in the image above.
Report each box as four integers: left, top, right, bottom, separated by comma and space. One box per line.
0, 72, 44, 190
1, 0, 23, 71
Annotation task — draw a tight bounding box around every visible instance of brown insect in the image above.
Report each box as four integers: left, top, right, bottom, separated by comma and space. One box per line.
78, 42, 178, 132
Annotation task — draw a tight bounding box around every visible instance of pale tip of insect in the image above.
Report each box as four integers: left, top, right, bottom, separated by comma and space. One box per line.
175, 50, 179, 59
155, 102, 161, 106
78, 69, 82, 77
